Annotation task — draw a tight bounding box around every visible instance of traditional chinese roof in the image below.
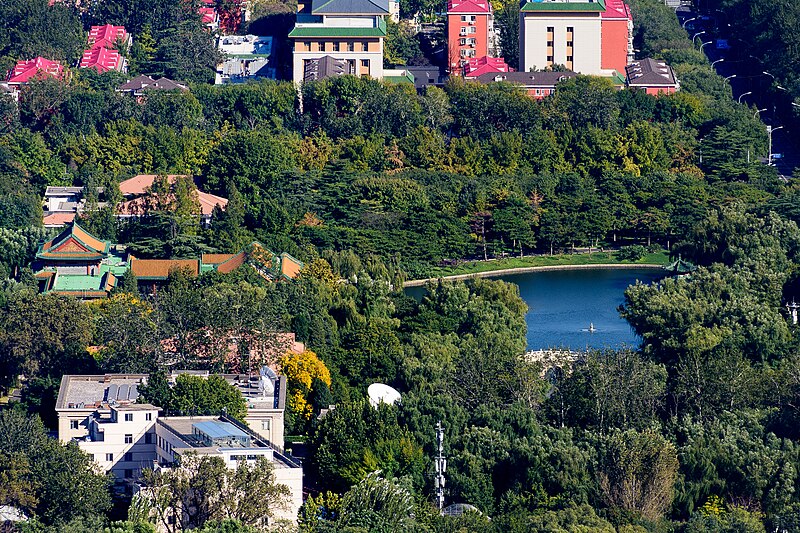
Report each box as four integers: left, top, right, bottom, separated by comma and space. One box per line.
119, 174, 188, 196
88, 25, 128, 49
36, 222, 110, 262
310, 0, 389, 14
116, 174, 228, 217
79, 47, 124, 72
129, 258, 201, 280
447, 0, 491, 14
7, 57, 64, 84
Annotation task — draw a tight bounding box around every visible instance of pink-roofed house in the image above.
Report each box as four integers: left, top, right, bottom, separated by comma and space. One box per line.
6, 57, 65, 100
463, 56, 510, 79
88, 24, 131, 51
7, 57, 64, 86
79, 47, 126, 73
117, 174, 227, 226
199, 0, 220, 30
447, 0, 494, 75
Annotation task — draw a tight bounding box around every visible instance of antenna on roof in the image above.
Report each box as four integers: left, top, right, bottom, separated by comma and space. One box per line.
259, 366, 278, 397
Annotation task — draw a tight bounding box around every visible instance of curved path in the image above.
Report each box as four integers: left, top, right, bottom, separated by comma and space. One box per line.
403, 263, 665, 287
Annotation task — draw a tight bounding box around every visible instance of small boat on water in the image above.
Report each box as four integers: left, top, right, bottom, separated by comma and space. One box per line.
588, 323, 596, 333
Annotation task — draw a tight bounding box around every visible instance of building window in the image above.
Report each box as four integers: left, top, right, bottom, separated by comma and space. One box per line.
547, 26, 554, 33
125, 452, 133, 461
106, 453, 114, 462
566, 56, 573, 62
334, 42, 340, 51
347, 42, 354, 52
145, 413, 152, 421
261, 420, 271, 431
361, 59, 369, 68
468, 26, 476, 34
547, 40, 554, 47
567, 41, 573, 47
124, 413, 133, 422
70, 420, 79, 430
125, 434, 133, 444
460, 26, 467, 35
567, 26, 574, 33
145, 432, 152, 444
304, 41, 311, 51
316, 42, 324, 52
460, 38, 466, 45
361, 42, 368, 52
547, 55, 554, 62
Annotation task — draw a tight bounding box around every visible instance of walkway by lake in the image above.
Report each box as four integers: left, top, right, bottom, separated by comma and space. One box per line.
406, 265, 665, 350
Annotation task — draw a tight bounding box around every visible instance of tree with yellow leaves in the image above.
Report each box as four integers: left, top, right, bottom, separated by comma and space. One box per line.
279, 350, 332, 423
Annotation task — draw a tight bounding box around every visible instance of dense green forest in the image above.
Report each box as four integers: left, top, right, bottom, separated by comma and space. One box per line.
1, 0, 800, 531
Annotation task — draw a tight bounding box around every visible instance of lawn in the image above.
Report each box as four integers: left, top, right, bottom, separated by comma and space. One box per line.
419, 250, 671, 279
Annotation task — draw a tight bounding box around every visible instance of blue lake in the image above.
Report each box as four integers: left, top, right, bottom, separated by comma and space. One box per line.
409, 267, 665, 351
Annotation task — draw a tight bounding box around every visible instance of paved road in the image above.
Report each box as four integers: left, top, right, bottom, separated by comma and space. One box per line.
676, 8, 799, 179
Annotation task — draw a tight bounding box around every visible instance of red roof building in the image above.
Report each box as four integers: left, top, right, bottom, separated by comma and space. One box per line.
79, 47, 126, 73
88, 25, 130, 50
447, 0, 494, 75
463, 55, 509, 78
6, 57, 64, 86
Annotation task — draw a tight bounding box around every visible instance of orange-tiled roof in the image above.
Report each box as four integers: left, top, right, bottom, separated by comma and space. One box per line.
37, 222, 109, 261
129, 259, 200, 279
198, 191, 228, 216
201, 253, 237, 265
280, 253, 303, 279
216, 251, 247, 274
119, 174, 189, 196
43, 212, 76, 227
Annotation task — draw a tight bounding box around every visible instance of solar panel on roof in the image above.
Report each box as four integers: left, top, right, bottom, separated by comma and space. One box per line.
118, 384, 129, 400
106, 384, 118, 401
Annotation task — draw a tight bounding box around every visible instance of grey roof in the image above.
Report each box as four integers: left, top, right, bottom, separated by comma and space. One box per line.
407, 66, 445, 90
56, 374, 149, 410
312, 0, 389, 14
118, 75, 188, 92
626, 58, 677, 86
475, 70, 577, 86
45, 186, 83, 196
304, 55, 349, 82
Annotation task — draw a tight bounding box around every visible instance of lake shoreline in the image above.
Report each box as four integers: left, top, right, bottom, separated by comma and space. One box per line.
404, 263, 666, 287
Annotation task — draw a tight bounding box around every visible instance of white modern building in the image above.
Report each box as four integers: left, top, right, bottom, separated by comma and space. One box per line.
55, 373, 302, 524
215, 34, 275, 84
518, 0, 632, 76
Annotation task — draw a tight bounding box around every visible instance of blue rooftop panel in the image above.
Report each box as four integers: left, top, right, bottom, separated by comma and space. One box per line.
193, 421, 249, 439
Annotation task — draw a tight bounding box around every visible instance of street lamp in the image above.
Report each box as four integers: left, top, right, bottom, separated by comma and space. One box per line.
699, 41, 713, 53
776, 85, 788, 92
754, 108, 766, 118
724, 74, 737, 81
683, 16, 698, 29
738, 91, 752, 103
711, 58, 725, 68
767, 125, 784, 166
693, 31, 706, 43
762, 71, 775, 80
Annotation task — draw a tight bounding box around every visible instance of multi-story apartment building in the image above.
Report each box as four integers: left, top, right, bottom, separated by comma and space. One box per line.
446, 0, 494, 75
519, 0, 632, 76
289, 0, 390, 82
56, 373, 302, 523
